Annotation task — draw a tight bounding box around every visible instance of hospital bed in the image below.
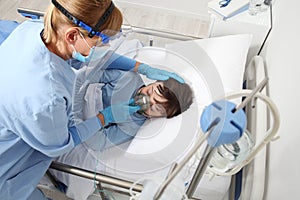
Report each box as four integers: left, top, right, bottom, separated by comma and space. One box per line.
46, 33, 276, 200
44, 32, 278, 200
1, 2, 278, 200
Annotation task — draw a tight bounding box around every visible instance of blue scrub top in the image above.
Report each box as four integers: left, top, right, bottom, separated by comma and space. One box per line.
0, 20, 19, 44
0, 19, 137, 199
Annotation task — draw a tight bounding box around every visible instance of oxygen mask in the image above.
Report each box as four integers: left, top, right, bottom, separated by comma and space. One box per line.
132, 93, 150, 114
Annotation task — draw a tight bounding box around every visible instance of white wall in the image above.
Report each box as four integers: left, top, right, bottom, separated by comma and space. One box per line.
263, 0, 300, 199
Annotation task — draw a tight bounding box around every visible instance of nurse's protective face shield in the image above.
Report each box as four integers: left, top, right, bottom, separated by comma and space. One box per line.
71, 29, 131, 124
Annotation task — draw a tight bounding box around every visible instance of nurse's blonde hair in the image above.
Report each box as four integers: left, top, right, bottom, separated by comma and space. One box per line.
43, 0, 123, 43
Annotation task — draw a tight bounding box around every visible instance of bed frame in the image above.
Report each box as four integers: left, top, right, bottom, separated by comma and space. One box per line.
43, 59, 272, 200
43, 34, 270, 200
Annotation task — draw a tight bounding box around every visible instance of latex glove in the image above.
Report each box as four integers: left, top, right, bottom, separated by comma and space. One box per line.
99, 99, 141, 125
137, 63, 185, 83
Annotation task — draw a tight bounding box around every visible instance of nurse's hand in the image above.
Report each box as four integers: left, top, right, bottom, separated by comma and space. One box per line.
137, 63, 185, 83
99, 99, 141, 126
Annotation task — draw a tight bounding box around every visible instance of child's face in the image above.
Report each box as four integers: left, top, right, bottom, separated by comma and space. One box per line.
138, 82, 168, 117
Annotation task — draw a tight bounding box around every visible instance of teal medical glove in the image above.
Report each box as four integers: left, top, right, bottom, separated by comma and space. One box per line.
137, 63, 185, 83
100, 99, 141, 126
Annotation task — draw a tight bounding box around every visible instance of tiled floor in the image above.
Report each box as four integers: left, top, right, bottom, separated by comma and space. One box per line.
0, 0, 26, 22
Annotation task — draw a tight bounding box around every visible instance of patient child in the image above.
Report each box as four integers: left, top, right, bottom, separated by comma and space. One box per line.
82, 68, 194, 150
51, 69, 193, 200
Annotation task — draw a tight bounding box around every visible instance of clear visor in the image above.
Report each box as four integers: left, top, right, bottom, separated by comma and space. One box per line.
72, 28, 133, 123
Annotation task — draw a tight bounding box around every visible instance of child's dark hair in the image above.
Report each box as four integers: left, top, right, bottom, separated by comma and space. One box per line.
158, 78, 193, 118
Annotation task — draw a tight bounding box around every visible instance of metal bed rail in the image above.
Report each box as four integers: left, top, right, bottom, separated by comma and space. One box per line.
122, 24, 204, 41
230, 55, 271, 200
49, 161, 143, 199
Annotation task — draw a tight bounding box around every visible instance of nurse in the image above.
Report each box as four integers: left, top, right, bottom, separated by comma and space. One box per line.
0, 0, 184, 199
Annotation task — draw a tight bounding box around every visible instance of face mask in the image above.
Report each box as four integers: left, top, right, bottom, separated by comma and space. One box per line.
71, 45, 94, 63
71, 32, 94, 63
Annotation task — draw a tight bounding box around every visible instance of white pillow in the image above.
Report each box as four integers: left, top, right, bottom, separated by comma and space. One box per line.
100, 34, 252, 176
166, 34, 252, 95
128, 34, 252, 152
